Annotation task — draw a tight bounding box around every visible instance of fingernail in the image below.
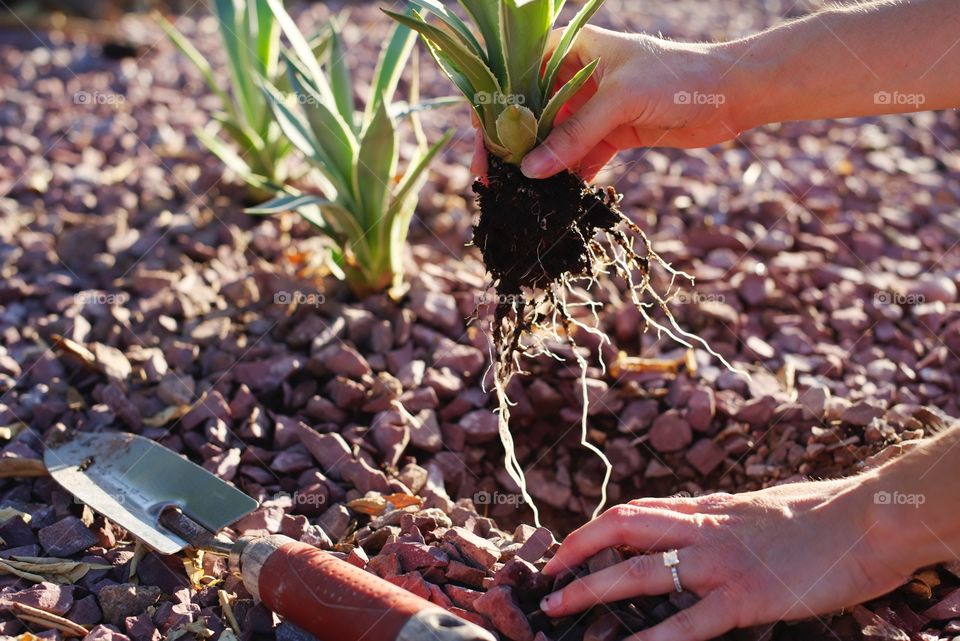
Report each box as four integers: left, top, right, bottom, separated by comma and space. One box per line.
540, 592, 562, 613
521, 150, 554, 179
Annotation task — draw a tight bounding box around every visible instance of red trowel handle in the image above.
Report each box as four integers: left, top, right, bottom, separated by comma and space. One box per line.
233, 535, 495, 641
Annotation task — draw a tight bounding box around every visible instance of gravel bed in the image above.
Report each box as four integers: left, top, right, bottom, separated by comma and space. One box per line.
1, 2, 959, 640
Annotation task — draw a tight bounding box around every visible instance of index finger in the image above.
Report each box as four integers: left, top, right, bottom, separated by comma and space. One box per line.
542, 505, 699, 575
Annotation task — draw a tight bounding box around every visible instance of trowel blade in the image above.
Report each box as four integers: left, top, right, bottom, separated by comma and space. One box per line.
44, 432, 258, 554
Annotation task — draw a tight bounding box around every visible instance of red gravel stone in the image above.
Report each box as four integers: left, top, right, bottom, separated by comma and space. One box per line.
685, 387, 716, 432
445, 560, 487, 588
444, 584, 483, 610
648, 411, 693, 453
387, 572, 432, 600
516, 527, 555, 563
444, 527, 501, 569
38, 516, 98, 557
473, 586, 533, 641
685, 438, 727, 476
381, 541, 449, 572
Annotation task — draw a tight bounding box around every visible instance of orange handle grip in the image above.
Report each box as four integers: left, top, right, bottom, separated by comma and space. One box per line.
237, 535, 494, 641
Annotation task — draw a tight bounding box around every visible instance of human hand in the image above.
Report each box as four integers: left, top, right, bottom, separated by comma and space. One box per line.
500, 26, 745, 181
538, 478, 910, 641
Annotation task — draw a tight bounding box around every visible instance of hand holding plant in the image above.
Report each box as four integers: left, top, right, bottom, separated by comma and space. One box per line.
390, 0, 740, 526
509, 27, 742, 180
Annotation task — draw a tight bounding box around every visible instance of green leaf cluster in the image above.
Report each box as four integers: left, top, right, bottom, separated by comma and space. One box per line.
386, 0, 605, 165
159, 0, 291, 192
247, 3, 454, 297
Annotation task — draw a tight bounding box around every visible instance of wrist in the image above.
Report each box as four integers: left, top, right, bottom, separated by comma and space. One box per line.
709, 37, 784, 133
861, 449, 958, 575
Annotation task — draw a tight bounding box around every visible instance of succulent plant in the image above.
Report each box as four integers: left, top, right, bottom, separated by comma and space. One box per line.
248, 2, 454, 297
385, 0, 604, 165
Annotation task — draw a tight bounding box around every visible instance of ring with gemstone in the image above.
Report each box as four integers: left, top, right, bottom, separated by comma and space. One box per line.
663, 548, 682, 592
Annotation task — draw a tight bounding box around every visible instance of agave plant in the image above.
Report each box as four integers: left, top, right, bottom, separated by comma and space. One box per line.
159, 0, 292, 195
385, 0, 604, 166
247, 1, 454, 298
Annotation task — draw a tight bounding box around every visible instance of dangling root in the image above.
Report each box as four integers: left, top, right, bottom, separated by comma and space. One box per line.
552, 287, 613, 520
476, 163, 744, 524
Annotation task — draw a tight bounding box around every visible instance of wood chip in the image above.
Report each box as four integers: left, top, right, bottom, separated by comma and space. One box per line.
6, 601, 89, 637
610, 350, 695, 378
0, 458, 48, 478
218, 590, 241, 636
143, 403, 192, 427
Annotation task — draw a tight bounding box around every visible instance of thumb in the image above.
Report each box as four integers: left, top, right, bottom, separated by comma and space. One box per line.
521, 94, 617, 179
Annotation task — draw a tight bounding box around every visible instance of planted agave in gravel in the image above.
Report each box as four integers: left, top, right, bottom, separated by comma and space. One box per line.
388, 0, 737, 522
245, 2, 455, 297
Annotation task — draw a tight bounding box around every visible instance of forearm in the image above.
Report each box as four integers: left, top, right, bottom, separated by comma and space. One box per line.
861, 426, 960, 574
722, 0, 960, 130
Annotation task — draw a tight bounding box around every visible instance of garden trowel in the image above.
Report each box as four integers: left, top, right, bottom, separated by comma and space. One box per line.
44, 431, 494, 641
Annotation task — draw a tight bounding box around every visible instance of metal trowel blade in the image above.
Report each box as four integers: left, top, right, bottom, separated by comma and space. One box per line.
44, 432, 258, 555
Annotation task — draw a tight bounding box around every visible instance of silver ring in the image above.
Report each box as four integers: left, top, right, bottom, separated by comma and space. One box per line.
662, 548, 683, 593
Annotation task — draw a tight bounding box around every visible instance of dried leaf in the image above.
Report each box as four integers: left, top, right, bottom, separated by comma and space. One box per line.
5, 601, 89, 637
143, 404, 192, 427
348, 492, 422, 516
609, 350, 694, 378
182, 549, 206, 589
347, 496, 387, 516
129, 539, 147, 581
0, 458, 49, 478
0, 556, 113, 585
52, 335, 98, 370
383, 493, 422, 509
165, 618, 214, 641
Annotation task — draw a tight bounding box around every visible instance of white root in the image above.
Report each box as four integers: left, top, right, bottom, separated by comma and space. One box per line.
483, 204, 744, 525
558, 284, 613, 519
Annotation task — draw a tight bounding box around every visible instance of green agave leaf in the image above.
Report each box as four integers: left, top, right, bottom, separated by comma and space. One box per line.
320, 203, 373, 269
309, 24, 334, 60
540, 0, 605, 96
537, 57, 598, 140
355, 99, 398, 228
407, 0, 485, 58
384, 9, 502, 124
284, 59, 357, 193
245, 193, 324, 215
389, 129, 454, 215
196, 126, 273, 192
499, 0, 552, 115
326, 246, 348, 279
157, 15, 233, 112
459, 0, 506, 84
213, 113, 263, 154
418, 37, 480, 115
260, 80, 349, 195
327, 16, 354, 130
389, 97, 462, 120
214, 0, 259, 123
251, 0, 280, 77
264, 0, 328, 97
364, 21, 417, 127
379, 132, 452, 282
496, 104, 538, 163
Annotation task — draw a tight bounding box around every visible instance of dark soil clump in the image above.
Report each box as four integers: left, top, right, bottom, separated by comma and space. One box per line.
473, 153, 622, 299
